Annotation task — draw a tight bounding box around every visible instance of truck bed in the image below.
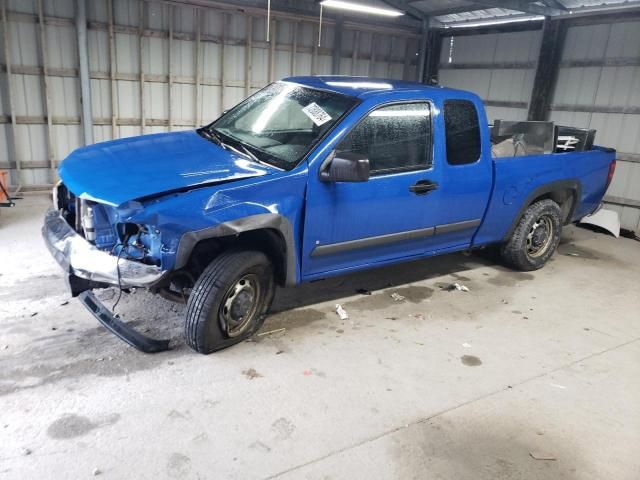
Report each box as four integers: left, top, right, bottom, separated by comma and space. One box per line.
472, 146, 616, 247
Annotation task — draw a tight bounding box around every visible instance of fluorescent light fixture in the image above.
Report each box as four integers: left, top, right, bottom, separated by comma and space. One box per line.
445, 15, 544, 29
326, 81, 393, 89
320, 0, 404, 17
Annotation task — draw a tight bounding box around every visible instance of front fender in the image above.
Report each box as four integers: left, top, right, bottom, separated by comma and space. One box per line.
124, 168, 308, 285
174, 212, 297, 286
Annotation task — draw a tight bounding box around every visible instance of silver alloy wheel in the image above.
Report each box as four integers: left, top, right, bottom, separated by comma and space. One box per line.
219, 273, 261, 337
526, 215, 554, 259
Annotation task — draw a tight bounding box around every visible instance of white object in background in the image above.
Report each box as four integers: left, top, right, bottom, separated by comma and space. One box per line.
556, 135, 579, 151
335, 304, 349, 321
579, 208, 621, 238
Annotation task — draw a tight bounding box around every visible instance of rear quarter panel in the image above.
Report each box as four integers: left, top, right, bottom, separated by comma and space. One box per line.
473, 146, 615, 246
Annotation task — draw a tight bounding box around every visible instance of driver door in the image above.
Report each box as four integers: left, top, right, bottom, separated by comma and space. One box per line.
301, 101, 443, 278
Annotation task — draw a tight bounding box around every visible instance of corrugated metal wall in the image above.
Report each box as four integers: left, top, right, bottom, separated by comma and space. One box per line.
2, 1, 638, 232
0, 0, 420, 190
439, 21, 640, 231
438, 29, 542, 122
550, 21, 640, 232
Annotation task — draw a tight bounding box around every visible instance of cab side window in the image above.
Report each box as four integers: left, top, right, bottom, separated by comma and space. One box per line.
336, 102, 432, 174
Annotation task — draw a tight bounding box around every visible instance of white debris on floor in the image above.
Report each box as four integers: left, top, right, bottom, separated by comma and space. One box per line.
446, 282, 470, 292
335, 304, 349, 320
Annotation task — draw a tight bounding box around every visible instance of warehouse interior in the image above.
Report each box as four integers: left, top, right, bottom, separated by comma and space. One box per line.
1, 0, 639, 478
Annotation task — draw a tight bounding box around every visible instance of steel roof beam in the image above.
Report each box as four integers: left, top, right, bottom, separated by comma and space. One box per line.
381, 0, 429, 20
424, 4, 490, 17
538, 0, 568, 11
416, 0, 564, 17
469, 1, 564, 16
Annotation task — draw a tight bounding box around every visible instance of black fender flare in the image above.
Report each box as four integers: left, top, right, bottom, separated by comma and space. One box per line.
502, 179, 582, 242
174, 214, 297, 286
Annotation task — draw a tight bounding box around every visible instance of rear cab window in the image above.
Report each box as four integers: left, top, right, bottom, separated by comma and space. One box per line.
443, 100, 481, 165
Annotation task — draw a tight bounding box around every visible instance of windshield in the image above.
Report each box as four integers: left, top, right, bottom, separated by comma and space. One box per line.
206, 82, 358, 170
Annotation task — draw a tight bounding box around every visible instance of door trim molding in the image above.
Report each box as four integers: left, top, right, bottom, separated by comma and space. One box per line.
434, 219, 480, 235
310, 219, 480, 257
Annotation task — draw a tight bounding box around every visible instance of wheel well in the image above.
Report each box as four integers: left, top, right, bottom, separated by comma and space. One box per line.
185, 228, 288, 287
503, 182, 580, 242
530, 188, 576, 224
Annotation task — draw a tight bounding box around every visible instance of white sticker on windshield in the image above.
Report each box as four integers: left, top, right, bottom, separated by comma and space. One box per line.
302, 102, 332, 126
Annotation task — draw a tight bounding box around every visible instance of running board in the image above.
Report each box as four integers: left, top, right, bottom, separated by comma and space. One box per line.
78, 291, 171, 353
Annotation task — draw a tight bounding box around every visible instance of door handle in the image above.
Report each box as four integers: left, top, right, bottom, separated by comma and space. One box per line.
409, 180, 439, 195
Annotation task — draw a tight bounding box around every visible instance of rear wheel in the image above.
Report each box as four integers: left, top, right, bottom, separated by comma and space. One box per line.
185, 250, 275, 354
501, 199, 562, 271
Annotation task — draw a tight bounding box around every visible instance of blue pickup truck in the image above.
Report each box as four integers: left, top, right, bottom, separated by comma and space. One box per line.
43, 76, 616, 353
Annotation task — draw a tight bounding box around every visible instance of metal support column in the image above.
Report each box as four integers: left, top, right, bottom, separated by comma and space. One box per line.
311, 24, 318, 75
386, 36, 394, 78
168, 5, 173, 131
424, 29, 442, 85
218, 12, 224, 116
331, 16, 343, 75
291, 21, 298, 76
108, 0, 117, 138
196, 9, 203, 125
527, 17, 568, 121
76, 0, 93, 145
37, 0, 57, 181
416, 18, 429, 83
245, 16, 252, 97
402, 37, 411, 80
351, 30, 360, 75
1, 0, 21, 187
138, 0, 145, 134
369, 34, 376, 76
268, 19, 276, 83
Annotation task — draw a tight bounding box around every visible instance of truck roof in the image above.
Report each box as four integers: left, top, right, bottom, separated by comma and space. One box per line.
281, 75, 465, 100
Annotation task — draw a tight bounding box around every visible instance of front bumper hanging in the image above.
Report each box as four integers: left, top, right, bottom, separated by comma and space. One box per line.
79, 291, 171, 353
43, 207, 171, 353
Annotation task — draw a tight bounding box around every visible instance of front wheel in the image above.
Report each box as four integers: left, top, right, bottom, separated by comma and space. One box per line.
185, 250, 275, 354
500, 199, 562, 271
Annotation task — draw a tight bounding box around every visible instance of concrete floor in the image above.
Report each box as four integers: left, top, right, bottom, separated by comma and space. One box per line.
1, 194, 639, 480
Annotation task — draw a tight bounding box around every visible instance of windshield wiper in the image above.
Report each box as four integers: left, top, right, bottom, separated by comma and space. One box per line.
234, 142, 261, 164
212, 129, 269, 166
199, 127, 228, 150
202, 127, 282, 170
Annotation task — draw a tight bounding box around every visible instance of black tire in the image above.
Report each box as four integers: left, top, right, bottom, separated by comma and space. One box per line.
185, 250, 275, 354
500, 199, 562, 271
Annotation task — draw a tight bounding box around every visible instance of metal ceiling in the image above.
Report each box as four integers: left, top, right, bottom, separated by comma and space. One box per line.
170, 0, 640, 30
401, 0, 640, 26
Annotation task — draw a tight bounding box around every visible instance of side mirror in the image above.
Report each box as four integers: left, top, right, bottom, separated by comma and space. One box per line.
320, 151, 370, 183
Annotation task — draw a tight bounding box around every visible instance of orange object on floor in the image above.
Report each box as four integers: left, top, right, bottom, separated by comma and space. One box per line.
0, 170, 8, 202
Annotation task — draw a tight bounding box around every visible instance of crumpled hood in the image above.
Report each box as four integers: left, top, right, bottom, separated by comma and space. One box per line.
59, 130, 276, 207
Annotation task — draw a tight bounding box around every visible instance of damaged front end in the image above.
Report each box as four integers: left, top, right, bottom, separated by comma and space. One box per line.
42, 127, 286, 353
45, 182, 166, 295
43, 183, 171, 352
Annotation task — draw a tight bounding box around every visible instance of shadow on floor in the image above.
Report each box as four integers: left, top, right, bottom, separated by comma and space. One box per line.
271, 250, 497, 313
387, 417, 583, 480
